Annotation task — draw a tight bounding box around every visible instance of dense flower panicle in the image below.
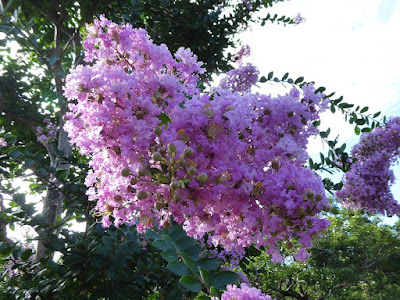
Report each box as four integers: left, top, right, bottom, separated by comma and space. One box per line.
37, 118, 58, 145
0, 137, 7, 147
218, 284, 273, 300
219, 63, 259, 93
337, 117, 400, 216
64, 17, 330, 261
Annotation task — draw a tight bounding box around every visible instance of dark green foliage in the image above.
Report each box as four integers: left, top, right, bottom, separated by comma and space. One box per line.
244, 204, 400, 299
146, 225, 239, 295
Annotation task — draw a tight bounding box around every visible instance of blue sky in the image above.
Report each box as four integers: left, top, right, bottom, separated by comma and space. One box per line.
241, 0, 400, 222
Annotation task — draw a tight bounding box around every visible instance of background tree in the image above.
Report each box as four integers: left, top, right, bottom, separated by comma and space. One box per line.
244, 202, 400, 299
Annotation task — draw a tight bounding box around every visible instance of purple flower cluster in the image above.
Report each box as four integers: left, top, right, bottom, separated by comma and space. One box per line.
293, 13, 306, 25
0, 137, 7, 147
36, 118, 58, 145
218, 284, 273, 300
337, 117, 400, 216
241, 0, 255, 10
232, 45, 251, 64
219, 63, 259, 93
64, 16, 330, 261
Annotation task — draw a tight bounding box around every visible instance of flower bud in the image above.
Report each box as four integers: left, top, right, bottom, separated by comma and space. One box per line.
138, 168, 147, 177
154, 127, 162, 136
163, 218, 172, 229
114, 195, 123, 202
322, 205, 331, 212
154, 202, 166, 210
170, 181, 180, 190
167, 142, 177, 157
130, 178, 138, 185
152, 152, 162, 161
177, 159, 186, 168
172, 193, 182, 202
197, 173, 208, 182
137, 191, 147, 200
121, 167, 131, 177
187, 167, 197, 175
183, 147, 194, 157
158, 147, 166, 156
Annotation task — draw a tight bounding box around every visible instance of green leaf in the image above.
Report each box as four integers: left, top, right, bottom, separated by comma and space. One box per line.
173, 236, 196, 252
24, 158, 35, 168
373, 111, 381, 118
338, 103, 354, 109
259, 76, 267, 83
281, 72, 289, 81
145, 229, 160, 241
37, 168, 49, 178
267, 71, 273, 80
21, 249, 33, 261
210, 286, 221, 297
330, 105, 336, 113
5, 134, 17, 145
197, 258, 220, 271
158, 112, 171, 127
166, 261, 189, 276
355, 119, 365, 125
8, 150, 21, 159
211, 271, 239, 290
294, 77, 304, 84
360, 106, 369, 113
179, 275, 202, 292
0, 245, 13, 256
55, 169, 68, 181
155, 174, 170, 184
161, 249, 178, 262
308, 158, 314, 169
184, 244, 202, 260
48, 55, 60, 66
180, 252, 197, 273
199, 267, 212, 287
152, 239, 169, 251
196, 296, 211, 300
355, 126, 361, 135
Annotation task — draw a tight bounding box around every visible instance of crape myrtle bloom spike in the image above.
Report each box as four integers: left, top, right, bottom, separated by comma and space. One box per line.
64, 16, 330, 262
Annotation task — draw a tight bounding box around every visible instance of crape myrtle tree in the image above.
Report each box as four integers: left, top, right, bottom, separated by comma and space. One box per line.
0, 0, 399, 299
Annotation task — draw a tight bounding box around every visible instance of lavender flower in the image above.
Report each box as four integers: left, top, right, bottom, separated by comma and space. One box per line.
219, 284, 273, 300
0, 137, 7, 147
337, 117, 400, 216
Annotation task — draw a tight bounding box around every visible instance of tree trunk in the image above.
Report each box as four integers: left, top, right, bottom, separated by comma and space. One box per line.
35, 18, 73, 262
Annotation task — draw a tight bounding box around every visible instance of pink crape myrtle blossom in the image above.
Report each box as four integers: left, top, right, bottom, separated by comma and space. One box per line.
37, 118, 58, 145
337, 117, 400, 216
64, 16, 330, 261
219, 63, 259, 93
0, 137, 7, 147
217, 284, 273, 300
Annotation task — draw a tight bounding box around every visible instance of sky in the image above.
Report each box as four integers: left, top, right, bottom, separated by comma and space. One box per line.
241, 0, 400, 223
